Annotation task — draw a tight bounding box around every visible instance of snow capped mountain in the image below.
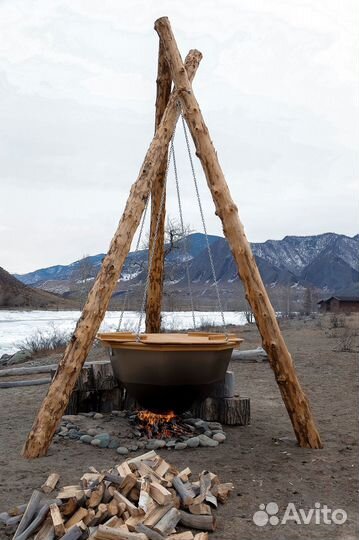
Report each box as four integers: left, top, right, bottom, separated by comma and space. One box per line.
14, 232, 359, 294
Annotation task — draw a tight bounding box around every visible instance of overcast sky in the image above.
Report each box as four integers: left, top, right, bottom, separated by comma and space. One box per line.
0, 0, 357, 274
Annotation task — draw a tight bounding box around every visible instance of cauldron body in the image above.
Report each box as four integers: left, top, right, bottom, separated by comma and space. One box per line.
110, 347, 233, 412
98, 332, 242, 413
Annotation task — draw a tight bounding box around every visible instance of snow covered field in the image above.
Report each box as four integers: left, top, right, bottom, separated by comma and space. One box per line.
0, 310, 247, 356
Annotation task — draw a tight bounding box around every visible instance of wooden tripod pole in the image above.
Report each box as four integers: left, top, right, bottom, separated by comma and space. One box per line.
22, 49, 202, 458
145, 41, 172, 332
155, 16, 322, 449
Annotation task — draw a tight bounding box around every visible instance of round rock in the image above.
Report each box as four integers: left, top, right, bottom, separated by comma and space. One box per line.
186, 436, 200, 448
91, 439, 102, 447
146, 439, 166, 450
93, 413, 103, 420
117, 446, 129, 455
213, 432, 226, 443
80, 435, 93, 444
198, 434, 219, 448
175, 442, 187, 450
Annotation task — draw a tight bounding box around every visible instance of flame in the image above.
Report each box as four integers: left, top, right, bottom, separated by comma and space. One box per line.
137, 410, 177, 439
137, 410, 176, 425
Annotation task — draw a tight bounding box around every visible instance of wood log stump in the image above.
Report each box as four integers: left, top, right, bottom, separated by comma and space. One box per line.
191, 396, 250, 426
51, 362, 122, 415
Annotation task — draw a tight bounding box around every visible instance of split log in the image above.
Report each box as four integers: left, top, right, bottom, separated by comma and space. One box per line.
171, 477, 194, 506
211, 483, 234, 504
120, 474, 138, 497
64, 507, 88, 530
113, 491, 144, 517
193, 534, 208, 540
189, 504, 211, 515
153, 507, 181, 536
15, 503, 50, 540
155, 459, 171, 478
94, 525, 147, 539
155, 15, 322, 449
61, 498, 78, 516
145, 39, 172, 333
88, 483, 105, 508
49, 503, 66, 537
150, 482, 173, 505
22, 47, 203, 459
138, 477, 152, 513
127, 450, 158, 466
13, 489, 43, 539
168, 533, 194, 540
41, 473, 60, 494
34, 517, 55, 540
135, 523, 164, 540
179, 511, 216, 531
58, 525, 84, 540
143, 504, 172, 528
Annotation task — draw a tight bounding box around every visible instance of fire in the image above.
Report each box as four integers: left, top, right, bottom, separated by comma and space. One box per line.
135, 410, 191, 440
137, 410, 176, 425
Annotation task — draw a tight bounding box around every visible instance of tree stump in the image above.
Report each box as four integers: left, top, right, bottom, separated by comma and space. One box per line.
51, 361, 122, 414
190, 396, 250, 426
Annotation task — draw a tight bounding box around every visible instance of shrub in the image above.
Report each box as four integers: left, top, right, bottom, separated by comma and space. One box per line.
17, 325, 70, 356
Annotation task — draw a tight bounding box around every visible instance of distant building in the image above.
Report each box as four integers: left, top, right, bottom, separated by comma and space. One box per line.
317, 296, 359, 313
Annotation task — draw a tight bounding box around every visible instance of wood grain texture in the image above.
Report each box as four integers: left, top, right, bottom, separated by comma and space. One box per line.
145, 40, 172, 333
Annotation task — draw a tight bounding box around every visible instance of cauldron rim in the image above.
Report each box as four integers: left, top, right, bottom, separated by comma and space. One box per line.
97, 331, 243, 351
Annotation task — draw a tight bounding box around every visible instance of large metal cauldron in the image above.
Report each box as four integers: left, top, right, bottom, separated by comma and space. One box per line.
97, 332, 242, 413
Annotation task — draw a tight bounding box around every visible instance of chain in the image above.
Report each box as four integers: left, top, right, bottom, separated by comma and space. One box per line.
180, 111, 227, 333
136, 130, 176, 338
171, 138, 196, 328
117, 195, 149, 330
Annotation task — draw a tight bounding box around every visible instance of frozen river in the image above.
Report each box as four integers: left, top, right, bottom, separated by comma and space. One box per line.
0, 310, 247, 356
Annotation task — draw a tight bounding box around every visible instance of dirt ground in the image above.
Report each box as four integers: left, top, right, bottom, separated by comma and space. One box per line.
0, 315, 358, 539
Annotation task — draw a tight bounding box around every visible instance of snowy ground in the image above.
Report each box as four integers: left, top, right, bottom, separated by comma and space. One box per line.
0, 310, 247, 356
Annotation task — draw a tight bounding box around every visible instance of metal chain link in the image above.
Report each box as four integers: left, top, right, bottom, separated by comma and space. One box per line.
180, 111, 227, 333
117, 195, 149, 330
171, 138, 196, 328
136, 130, 176, 338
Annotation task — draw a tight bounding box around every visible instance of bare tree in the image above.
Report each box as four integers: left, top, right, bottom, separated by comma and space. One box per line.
71, 254, 95, 305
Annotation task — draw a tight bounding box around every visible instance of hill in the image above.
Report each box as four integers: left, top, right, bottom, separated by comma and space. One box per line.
0, 266, 75, 309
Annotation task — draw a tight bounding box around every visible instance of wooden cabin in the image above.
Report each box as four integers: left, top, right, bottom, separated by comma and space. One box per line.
317, 296, 359, 313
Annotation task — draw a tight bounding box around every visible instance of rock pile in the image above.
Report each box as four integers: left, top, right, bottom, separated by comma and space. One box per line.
1, 451, 234, 539
55, 412, 227, 455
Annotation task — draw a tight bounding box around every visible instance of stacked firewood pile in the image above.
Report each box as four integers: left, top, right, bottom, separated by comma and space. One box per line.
2, 450, 233, 539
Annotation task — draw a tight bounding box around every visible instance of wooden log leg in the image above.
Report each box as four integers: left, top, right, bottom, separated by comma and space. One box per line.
145, 40, 172, 333
155, 16, 322, 448
22, 49, 202, 459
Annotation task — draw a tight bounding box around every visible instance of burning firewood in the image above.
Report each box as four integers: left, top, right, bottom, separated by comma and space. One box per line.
3, 451, 233, 539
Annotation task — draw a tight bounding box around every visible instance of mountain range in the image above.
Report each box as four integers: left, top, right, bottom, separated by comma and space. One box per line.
14, 232, 359, 297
